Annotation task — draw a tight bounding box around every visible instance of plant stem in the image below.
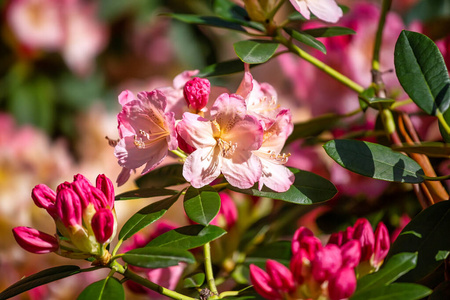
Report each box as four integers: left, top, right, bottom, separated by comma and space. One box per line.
204, 242, 219, 298
111, 239, 123, 257
437, 110, 450, 135
372, 0, 392, 71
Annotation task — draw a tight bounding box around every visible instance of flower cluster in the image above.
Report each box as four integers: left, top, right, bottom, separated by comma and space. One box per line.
12, 174, 117, 264
250, 218, 390, 300
114, 70, 295, 192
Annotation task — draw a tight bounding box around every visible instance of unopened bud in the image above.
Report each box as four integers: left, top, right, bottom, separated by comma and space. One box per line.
340, 240, 361, 269
183, 77, 210, 111
31, 184, 57, 217
91, 209, 115, 244
372, 222, 390, 268
266, 259, 295, 292
311, 244, 342, 282
328, 267, 357, 300
249, 264, 283, 300
96, 174, 115, 209
56, 188, 82, 228
72, 175, 93, 209
12, 227, 59, 254
291, 226, 314, 255
352, 218, 375, 262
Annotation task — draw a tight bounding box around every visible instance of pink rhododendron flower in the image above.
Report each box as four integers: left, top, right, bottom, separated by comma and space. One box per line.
177, 93, 263, 189
115, 90, 178, 186
289, 0, 343, 23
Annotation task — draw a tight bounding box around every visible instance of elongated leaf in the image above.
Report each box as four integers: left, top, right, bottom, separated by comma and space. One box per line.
234, 40, 279, 64
286, 113, 343, 144
183, 273, 205, 288
213, 0, 264, 31
392, 142, 450, 158
323, 139, 425, 183
354, 252, 417, 295
115, 188, 177, 200
0, 265, 81, 299
350, 283, 431, 300
123, 247, 195, 268
284, 28, 326, 54
184, 186, 221, 226
394, 30, 450, 116
303, 26, 356, 37
387, 200, 450, 282
164, 13, 246, 32
77, 277, 124, 300
118, 193, 182, 241
197, 59, 250, 77
146, 225, 226, 250
135, 164, 185, 188
228, 168, 337, 204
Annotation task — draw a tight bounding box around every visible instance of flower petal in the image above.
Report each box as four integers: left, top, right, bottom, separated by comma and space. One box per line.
222, 153, 261, 189
177, 112, 216, 149
306, 0, 343, 23
258, 161, 294, 192
183, 147, 222, 188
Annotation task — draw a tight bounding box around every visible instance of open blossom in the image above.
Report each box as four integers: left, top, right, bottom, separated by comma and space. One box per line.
289, 0, 343, 23
114, 90, 177, 186
177, 93, 263, 189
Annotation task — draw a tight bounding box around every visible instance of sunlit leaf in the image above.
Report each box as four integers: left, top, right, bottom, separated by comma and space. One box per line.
184, 186, 221, 226
77, 277, 124, 300
234, 40, 279, 64
350, 283, 431, 300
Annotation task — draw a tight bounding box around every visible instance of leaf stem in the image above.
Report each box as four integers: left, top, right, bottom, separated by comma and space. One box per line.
204, 242, 219, 298
111, 239, 123, 257
171, 149, 188, 160
420, 174, 450, 181
437, 110, 450, 135
372, 0, 392, 71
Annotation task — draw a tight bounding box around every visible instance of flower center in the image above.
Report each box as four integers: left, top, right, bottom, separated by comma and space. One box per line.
134, 129, 169, 149
218, 138, 237, 158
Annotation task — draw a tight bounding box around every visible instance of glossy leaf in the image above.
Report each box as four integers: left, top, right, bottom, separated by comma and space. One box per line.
323, 139, 425, 183
394, 30, 450, 116
115, 188, 177, 200
286, 113, 343, 144
77, 277, 124, 300
118, 193, 182, 241
146, 224, 226, 250
123, 247, 195, 268
197, 59, 250, 77
303, 26, 356, 37
164, 13, 246, 32
0, 265, 81, 299
284, 28, 326, 54
354, 252, 417, 295
184, 186, 221, 226
392, 142, 450, 158
234, 40, 279, 64
387, 200, 450, 282
350, 283, 431, 300
213, 0, 264, 31
228, 168, 337, 204
135, 164, 185, 188
183, 273, 206, 288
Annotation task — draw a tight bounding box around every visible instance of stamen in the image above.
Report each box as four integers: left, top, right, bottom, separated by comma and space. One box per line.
133, 129, 169, 149
218, 139, 237, 158
265, 150, 291, 164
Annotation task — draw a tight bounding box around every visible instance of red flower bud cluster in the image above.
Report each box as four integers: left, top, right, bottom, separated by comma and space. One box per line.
183, 77, 210, 111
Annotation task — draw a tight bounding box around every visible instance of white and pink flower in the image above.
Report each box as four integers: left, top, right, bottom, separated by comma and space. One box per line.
289, 0, 343, 23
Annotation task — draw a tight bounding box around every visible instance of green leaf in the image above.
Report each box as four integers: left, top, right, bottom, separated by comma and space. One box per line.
213, 0, 264, 31
118, 193, 182, 241
164, 13, 246, 32
183, 273, 206, 288
122, 247, 195, 268
197, 59, 250, 77
245, 241, 292, 267
0, 265, 81, 299
184, 186, 221, 226
435, 250, 450, 261
392, 142, 450, 158
234, 40, 279, 64
302, 26, 356, 38
286, 113, 344, 144
228, 168, 337, 204
146, 225, 226, 250
354, 252, 417, 295
135, 164, 186, 188
115, 188, 177, 200
77, 277, 124, 300
284, 28, 326, 54
350, 283, 431, 300
387, 200, 450, 282
394, 30, 450, 116
323, 139, 425, 183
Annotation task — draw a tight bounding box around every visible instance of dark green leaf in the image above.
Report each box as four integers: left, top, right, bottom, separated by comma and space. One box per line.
228, 168, 337, 204
184, 186, 221, 226
303, 26, 356, 38
0, 265, 81, 299
122, 247, 195, 268
286, 113, 343, 144
183, 273, 205, 288
354, 252, 417, 295
146, 225, 226, 250
387, 200, 450, 282
213, 0, 264, 31
164, 14, 246, 32
77, 277, 124, 300
350, 283, 431, 300
323, 139, 425, 183
394, 30, 450, 116
245, 241, 292, 267
197, 59, 250, 77
118, 193, 182, 241
135, 164, 185, 188
284, 28, 326, 54
115, 188, 177, 201
435, 250, 450, 261
234, 40, 279, 64
392, 142, 450, 158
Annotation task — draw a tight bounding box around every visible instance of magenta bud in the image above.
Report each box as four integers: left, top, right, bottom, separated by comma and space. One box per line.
71, 175, 93, 209
183, 77, 210, 110
328, 231, 344, 247
340, 240, 361, 269
56, 188, 82, 228
266, 259, 295, 292
13, 227, 59, 254
249, 264, 283, 300
311, 244, 342, 282
176, 133, 196, 154
289, 249, 308, 285
342, 226, 355, 245
91, 209, 115, 244
211, 192, 238, 229
328, 267, 357, 300
299, 236, 322, 261
352, 218, 375, 262
31, 184, 57, 216
291, 226, 314, 255
96, 174, 115, 209
90, 186, 109, 210
372, 222, 390, 267
56, 181, 72, 193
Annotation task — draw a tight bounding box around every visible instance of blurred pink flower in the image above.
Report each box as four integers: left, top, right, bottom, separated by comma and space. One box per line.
289, 0, 343, 23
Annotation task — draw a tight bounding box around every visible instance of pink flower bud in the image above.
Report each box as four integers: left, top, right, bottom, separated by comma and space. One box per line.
342, 226, 355, 245
266, 259, 295, 292
312, 244, 342, 282
90, 186, 109, 210
299, 236, 322, 261
71, 175, 93, 209
328, 267, 357, 300
211, 192, 238, 229
352, 218, 375, 262
183, 77, 210, 110
96, 174, 115, 209
176, 134, 196, 154
290, 249, 308, 284
372, 222, 390, 267
340, 240, 361, 269
91, 209, 115, 244
249, 264, 283, 300
56, 188, 82, 228
291, 226, 314, 255
328, 231, 343, 246
57, 181, 72, 192
12, 227, 59, 254
31, 184, 57, 217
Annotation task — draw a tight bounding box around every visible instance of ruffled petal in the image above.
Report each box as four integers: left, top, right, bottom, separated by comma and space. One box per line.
177, 113, 216, 149
306, 0, 343, 23
224, 115, 264, 152
222, 153, 261, 189
183, 147, 222, 188
290, 0, 310, 19
258, 160, 294, 192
